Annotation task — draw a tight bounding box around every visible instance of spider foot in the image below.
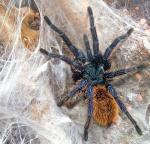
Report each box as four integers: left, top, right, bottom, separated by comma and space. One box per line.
57, 101, 64, 107
83, 115, 92, 141
57, 96, 70, 107
137, 64, 147, 71
40, 48, 49, 56
127, 28, 134, 36
135, 124, 142, 135
84, 129, 88, 141
87, 6, 93, 15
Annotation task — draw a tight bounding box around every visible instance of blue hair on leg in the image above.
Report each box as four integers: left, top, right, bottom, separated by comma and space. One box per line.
84, 84, 93, 141
107, 84, 142, 135
103, 28, 133, 60
69, 80, 88, 97
57, 80, 88, 107
104, 65, 145, 79
87, 85, 93, 116
87, 7, 103, 60
83, 34, 93, 61
44, 16, 86, 62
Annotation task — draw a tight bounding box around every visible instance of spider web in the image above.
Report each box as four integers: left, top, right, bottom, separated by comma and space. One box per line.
0, 0, 150, 144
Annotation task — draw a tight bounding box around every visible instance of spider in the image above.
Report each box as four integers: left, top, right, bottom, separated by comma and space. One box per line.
40, 6, 144, 141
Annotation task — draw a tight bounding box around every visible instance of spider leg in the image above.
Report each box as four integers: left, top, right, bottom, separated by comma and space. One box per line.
103, 28, 133, 60
103, 59, 111, 70
40, 48, 82, 70
104, 64, 145, 79
44, 16, 86, 62
84, 84, 93, 141
83, 34, 93, 60
40, 48, 73, 65
65, 95, 86, 109
57, 79, 88, 107
87, 7, 103, 59
107, 84, 142, 135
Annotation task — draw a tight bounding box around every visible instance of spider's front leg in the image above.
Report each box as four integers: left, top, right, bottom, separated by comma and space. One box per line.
87, 7, 103, 59
107, 84, 142, 135
102, 28, 133, 70
83, 34, 93, 61
84, 84, 93, 141
103, 28, 133, 60
40, 48, 73, 65
40, 48, 83, 70
44, 16, 86, 62
57, 80, 88, 107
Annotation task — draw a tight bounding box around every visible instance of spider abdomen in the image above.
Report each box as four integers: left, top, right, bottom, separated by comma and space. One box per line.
93, 86, 119, 126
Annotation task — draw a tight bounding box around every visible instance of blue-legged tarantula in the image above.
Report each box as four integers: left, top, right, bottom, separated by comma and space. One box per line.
40, 6, 144, 141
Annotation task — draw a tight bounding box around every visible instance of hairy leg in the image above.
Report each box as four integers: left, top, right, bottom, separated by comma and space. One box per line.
57, 80, 88, 107
107, 84, 142, 135
40, 48, 74, 65
102, 59, 111, 70
65, 95, 86, 109
44, 16, 85, 62
83, 34, 93, 60
84, 84, 93, 141
40, 48, 82, 70
104, 64, 145, 79
87, 7, 102, 59
103, 28, 133, 60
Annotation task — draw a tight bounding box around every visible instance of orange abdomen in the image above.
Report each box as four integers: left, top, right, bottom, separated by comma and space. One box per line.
93, 86, 119, 126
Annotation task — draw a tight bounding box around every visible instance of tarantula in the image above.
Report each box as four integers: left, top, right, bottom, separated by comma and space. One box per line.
40, 6, 144, 141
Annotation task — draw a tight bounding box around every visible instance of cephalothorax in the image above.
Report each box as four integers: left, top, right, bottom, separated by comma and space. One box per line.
40, 6, 144, 141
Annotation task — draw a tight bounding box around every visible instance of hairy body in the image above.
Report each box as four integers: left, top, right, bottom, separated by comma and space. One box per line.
93, 86, 119, 126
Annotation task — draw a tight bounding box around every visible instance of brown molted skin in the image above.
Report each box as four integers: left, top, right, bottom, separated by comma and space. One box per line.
21, 10, 40, 51
93, 86, 119, 126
